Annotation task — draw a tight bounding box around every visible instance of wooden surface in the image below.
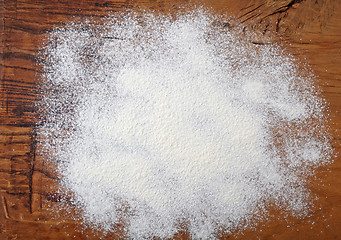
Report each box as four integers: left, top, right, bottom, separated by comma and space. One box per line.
1, 0, 340, 239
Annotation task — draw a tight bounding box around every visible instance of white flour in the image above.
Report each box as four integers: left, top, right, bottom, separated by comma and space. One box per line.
39, 9, 332, 239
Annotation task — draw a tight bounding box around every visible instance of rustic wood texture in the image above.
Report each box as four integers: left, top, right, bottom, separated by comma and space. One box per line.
0, 0, 340, 239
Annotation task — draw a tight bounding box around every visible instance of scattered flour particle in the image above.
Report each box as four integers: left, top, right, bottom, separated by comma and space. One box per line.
38, 9, 333, 239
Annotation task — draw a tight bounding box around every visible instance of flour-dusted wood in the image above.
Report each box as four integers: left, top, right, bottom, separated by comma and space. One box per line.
1, 0, 341, 239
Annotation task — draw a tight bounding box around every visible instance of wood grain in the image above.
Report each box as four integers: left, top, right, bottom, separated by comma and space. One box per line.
1, 0, 340, 239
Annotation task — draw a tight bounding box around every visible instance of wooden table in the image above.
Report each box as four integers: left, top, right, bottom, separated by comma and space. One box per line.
1, 0, 340, 239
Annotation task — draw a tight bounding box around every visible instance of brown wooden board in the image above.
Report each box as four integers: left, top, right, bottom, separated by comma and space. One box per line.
1, 0, 340, 239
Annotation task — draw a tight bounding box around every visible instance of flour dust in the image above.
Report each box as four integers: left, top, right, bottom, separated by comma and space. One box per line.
38, 10, 332, 239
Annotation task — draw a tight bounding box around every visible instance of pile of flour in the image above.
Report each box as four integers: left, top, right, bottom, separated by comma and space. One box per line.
39, 10, 332, 239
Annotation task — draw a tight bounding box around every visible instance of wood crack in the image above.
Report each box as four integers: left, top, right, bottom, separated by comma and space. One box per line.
2, 196, 10, 219
238, 3, 264, 19
0, 63, 41, 72
28, 127, 37, 214
262, 0, 305, 20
